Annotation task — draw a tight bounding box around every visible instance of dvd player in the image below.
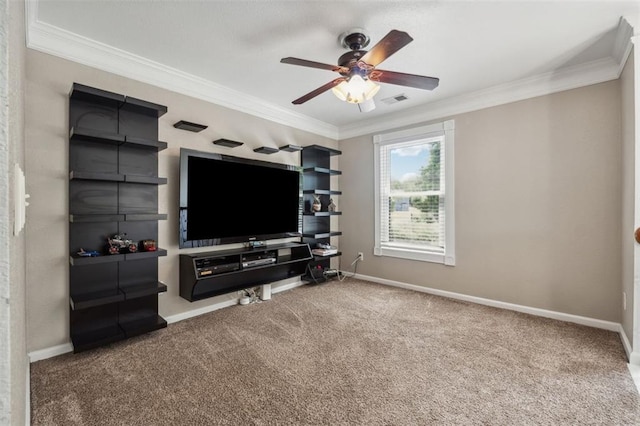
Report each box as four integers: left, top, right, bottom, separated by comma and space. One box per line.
195, 256, 240, 278
241, 250, 277, 268
242, 258, 276, 268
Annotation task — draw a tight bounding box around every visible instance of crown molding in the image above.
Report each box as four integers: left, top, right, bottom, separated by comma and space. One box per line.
614, 17, 635, 76
25, 8, 339, 140
338, 56, 620, 139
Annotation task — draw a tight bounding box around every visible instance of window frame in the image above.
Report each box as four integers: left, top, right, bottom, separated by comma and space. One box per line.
373, 120, 455, 266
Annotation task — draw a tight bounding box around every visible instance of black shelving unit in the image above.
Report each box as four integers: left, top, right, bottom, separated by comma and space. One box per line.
301, 145, 342, 282
68, 82, 168, 353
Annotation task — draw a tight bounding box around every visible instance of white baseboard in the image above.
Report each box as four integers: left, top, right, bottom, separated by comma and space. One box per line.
619, 326, 633, 361
271, 280, 306, 295
354, 273, 621, 332
164, 298, 239, 324
28, 343, 73, 363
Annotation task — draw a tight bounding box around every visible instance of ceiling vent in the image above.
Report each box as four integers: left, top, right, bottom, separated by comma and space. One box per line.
381, 94, 409, 105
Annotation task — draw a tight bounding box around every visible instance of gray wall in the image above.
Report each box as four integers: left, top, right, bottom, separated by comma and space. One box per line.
25, 49, 336, 352
340, 81, 622, 322
622, 48, 635, 344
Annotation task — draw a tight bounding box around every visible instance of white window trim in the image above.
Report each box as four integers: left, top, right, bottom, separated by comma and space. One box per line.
373, 120, 455, 266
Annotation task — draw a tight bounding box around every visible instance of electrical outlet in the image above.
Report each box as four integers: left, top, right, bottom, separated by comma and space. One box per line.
357, 252, 364, 262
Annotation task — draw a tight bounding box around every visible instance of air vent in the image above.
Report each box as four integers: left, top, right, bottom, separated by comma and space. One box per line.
381, 94, 409, 105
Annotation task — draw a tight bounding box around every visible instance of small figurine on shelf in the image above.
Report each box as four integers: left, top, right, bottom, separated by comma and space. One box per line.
141, 239, 157, 252
327, 198, 336, 212
312, 194, 322, 212
106, 233, 138, 255
77, 248, 100, 257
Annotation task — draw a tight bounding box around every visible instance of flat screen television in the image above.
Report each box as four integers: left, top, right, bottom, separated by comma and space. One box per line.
179, 148, 302, 248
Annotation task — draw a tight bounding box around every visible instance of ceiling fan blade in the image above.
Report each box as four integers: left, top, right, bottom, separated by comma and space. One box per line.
360, 30, 413, 67
292, 78, 346, 105
371, 69, 440, 90
281, 57, 348, 74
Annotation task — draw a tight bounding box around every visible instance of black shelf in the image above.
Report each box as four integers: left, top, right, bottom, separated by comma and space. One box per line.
70, 127, 124, 145
70, 289, 124, 311
71, 324, 125, 353
301, 145, 342, 277
70, 128, 168, 151
70, 213, 166, 223
174, 120, 207, 132
303, 167, 342, 175
213, 138, 243, 148
121, 282, 167, 299
125, 213, 168, 221
120, 314, 167, 338
69, 171, 166, 185
70, 83, 125, 106
302, 231, 342, 239
69, 253, 125, 266
70, 214, 125, 223
69, 170, 124, 182
303, 189, 342, 196
254, 146, 279, 154
303, 211, 342, 216
69, 83, 167, 353
303, 144, 341, 156
279, 144, 303, 152
124, 135, 168, 151
312, 251, 343, 261
123, 96, 167, 118
69, 249, 166, 266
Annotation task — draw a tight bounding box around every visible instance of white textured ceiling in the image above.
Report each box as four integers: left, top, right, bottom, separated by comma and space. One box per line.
32, 0, 639, 137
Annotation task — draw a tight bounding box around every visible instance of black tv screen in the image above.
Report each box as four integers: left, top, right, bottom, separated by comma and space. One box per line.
179, 148, 302, 248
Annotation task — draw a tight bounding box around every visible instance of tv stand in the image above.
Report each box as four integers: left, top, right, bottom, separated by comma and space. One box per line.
179, 242, 312, 302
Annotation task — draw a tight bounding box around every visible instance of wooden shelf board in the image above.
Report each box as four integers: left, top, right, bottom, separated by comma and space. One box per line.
122, 96, 168, 117
120, 282, 168, 300
70, 214, 124, 223
120, 314, 167, 338
302, 231, 342, 239
303, 211, 342, 216
124, 135, 168, 151
70, 83, 125, 106
70, 289, 124, 311
303, 167, 341, 175
70, 253, 123, 266
71, 324, 125, 353
279, 144, 303, 152
69, 170, 124, 182
213, 138, 243, 148
70, 127, 124, 145
302, 144, 342, 156
303, 189, 342, 195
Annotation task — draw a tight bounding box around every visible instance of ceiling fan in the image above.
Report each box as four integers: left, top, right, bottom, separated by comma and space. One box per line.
280, 29, 439, 111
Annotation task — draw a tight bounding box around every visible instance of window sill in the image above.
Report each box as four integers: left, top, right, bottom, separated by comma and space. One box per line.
374, 246, 455, 266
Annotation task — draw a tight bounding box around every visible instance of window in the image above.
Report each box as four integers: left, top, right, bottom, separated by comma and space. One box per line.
374, 120, 455, 265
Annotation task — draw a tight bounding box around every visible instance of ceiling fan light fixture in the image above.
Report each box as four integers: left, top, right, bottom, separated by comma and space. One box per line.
331, 75, 380, 104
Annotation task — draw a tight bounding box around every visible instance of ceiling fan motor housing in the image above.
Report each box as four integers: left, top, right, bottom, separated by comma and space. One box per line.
340, 30, 370, 50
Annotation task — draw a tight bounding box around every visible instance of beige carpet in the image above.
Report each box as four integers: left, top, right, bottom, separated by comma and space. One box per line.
31, 279, 640, 425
